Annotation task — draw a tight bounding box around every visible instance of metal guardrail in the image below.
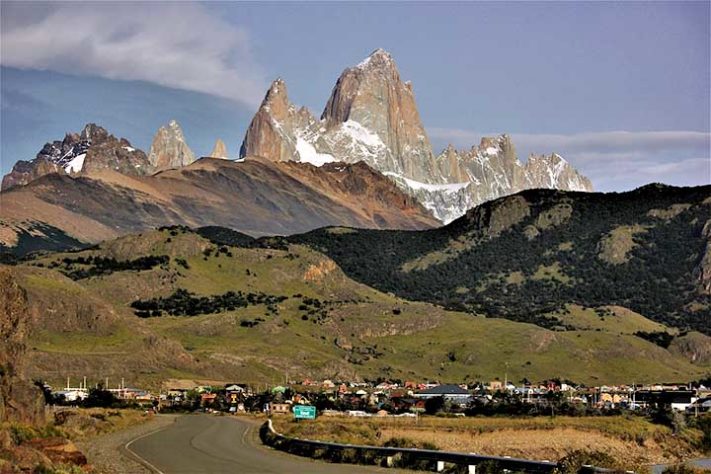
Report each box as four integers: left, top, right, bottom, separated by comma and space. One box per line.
260, 419, 621, 473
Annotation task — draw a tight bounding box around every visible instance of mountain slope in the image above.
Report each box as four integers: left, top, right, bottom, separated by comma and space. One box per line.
240, 49, 592, 223
0, 157, 438, 256
289, 184, 711, 334
5, 226, 707, 389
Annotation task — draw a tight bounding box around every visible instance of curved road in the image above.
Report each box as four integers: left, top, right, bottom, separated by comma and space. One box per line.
126, 414, 400, 474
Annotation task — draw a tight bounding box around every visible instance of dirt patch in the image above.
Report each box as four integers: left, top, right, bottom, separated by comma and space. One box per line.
304, 260, 338, 283
597, 224, 648, 264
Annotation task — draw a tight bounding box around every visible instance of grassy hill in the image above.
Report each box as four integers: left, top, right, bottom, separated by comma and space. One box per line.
4, 225, 710, 388
289, 184, 711, 334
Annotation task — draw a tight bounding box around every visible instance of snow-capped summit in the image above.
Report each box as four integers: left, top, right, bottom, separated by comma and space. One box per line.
237, 50, 593, 223
1, 124, 149, 190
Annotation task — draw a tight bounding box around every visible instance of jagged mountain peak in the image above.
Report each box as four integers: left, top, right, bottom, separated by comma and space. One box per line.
355, 48, 395, 70
148, 120, 195, 172
265, 78, 288, 101
238, 50, 592, 223
160, 119, 186, 138
209, 139, 228, 159
259, 78, 297, 121
79, 123, 109, 141
1, 123, 150, 190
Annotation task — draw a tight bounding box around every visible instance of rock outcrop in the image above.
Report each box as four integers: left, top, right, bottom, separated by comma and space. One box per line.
1, 124, 150, 190
695, 219, 711, 295
240, 49, 593, 223
0, 267, 45, 425
209, 139, 229, 159
148, 120, 196, 171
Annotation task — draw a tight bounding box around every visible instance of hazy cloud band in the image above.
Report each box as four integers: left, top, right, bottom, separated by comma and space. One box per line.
0, 2, 266, 108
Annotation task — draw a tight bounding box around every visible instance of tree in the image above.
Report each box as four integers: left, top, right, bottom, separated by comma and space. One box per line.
84, 385, 116, 408
424, 396, 445, 415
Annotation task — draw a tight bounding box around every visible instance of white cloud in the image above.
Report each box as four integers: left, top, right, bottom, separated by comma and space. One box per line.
0, 2, 266, 108
429, 128, 710, 191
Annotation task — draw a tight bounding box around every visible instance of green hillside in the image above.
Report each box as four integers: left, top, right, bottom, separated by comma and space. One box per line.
289, 184, 711, 334
6, 224, 710, 388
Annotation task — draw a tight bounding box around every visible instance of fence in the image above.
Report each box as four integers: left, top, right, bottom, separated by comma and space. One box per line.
259, 419, 619, 473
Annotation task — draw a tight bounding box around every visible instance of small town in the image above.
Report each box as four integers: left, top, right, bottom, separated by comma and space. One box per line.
2, 1, 709, 473
44, 376, 711, 417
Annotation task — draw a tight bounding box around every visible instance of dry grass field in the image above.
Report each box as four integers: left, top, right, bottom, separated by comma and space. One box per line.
272, 414, 705, 469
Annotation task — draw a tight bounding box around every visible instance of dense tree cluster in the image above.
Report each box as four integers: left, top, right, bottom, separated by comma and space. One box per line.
634, 331, 676, 348
289, 185, 711, 334
53, 255, 169, 280
130, 288, 288, 317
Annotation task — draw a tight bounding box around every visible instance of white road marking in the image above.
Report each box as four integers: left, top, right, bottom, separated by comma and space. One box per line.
124, 422, 173, 474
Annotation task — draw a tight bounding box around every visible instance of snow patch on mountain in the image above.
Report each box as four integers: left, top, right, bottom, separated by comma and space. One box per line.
296, 137, 336, 166
340, 120, 385, 149
384, 172, 469, 193
64, 154, 86, 174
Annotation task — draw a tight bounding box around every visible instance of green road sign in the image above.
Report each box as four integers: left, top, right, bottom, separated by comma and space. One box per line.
293, 405, 316, 419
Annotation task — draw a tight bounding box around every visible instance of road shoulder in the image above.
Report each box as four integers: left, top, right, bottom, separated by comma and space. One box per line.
76, 414, 179, 474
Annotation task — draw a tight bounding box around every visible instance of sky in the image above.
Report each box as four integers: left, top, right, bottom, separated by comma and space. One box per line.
1, 1, 709, 191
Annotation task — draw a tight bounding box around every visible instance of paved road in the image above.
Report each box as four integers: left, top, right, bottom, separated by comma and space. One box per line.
126, 414, 399, 474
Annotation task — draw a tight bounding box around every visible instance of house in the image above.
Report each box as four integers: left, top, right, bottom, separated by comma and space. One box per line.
270, 403, 291, 414
414, 384, 471, 403
200, 393, 217, 406
687, 397, 711, 414
488, 380, 503, 392
633, 390, 696, 411
54, 390, 87, 402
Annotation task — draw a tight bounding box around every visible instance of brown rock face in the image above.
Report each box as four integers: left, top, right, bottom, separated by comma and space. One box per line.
320, 49, 435, 181
239, 49, 592, 223
1, 123, 151, 190
239, 79, 316, 163
0, 267, 45, 425
1, 158, 62, 191
240, 51, 434, 179
695, 220, 711, 295
148, 120, 196, 172
210, 139, 229, 159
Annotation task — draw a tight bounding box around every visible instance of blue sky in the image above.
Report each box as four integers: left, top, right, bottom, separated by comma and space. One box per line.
1, 1, 709, 191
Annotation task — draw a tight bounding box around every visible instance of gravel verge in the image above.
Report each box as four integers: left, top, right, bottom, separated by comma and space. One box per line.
76, 414, 179, 473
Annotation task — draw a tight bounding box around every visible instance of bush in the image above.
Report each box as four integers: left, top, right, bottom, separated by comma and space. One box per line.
555, 450, 623, 473
662, 464, 706, 474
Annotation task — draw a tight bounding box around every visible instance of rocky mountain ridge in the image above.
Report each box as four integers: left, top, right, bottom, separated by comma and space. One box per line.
0, 157, 438, 256
240, 49, 593, 223
1, 123, 151, 190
